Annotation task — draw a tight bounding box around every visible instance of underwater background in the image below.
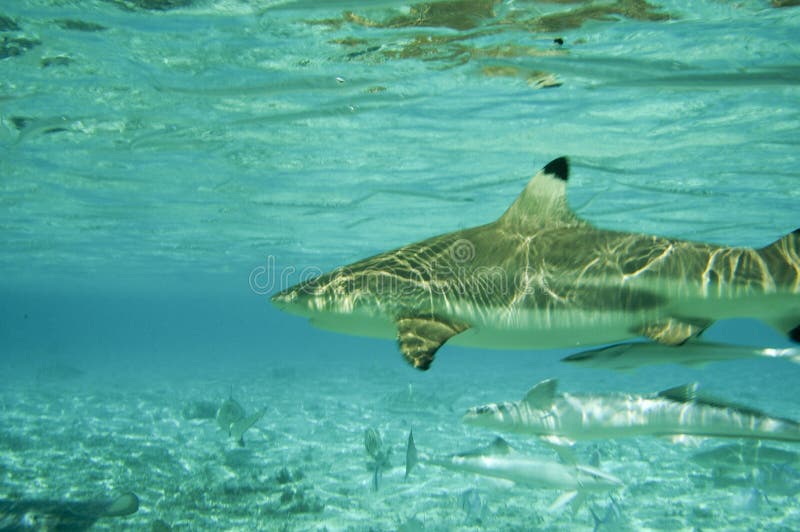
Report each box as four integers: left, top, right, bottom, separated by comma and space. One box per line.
1, 0, 799, 530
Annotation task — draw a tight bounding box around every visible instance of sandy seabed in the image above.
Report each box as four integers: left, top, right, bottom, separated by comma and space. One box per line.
1, 356, 799, 532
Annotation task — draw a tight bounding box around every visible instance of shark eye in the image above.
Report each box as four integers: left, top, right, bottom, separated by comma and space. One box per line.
474, 405, 496, 415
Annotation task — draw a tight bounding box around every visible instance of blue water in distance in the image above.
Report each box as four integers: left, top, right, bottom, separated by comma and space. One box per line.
1, 1, 799, 530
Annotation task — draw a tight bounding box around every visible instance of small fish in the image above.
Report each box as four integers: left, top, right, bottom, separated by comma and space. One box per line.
590, 495, 622, 532
364, 427, 391, 491
215, 394, 263, 446
216, 396, 245, 435
562, 340, 800, 372
405, 434, 622, 512
460, 488, 487, 525
463, 378, 800, 444
0, 492, 138, 531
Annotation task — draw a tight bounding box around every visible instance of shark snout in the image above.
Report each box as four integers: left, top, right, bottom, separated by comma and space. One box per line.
270, 289, 295, 309
271, 287, 310, 314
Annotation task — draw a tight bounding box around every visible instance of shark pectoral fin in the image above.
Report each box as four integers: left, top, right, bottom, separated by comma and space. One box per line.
548, 490, 580, 513
396, 316, 468, 370
636, 317, 711, 345
541, 438, 578, 465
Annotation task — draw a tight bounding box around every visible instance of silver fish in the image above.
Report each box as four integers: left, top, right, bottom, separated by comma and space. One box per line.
216, 395, 263, 447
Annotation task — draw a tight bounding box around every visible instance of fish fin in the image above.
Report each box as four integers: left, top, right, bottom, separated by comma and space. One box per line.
396, 316, 468, 370
590, 507, 602, 531
659, 384, 800, 425
104, 492, 139, 517
562, 342, 636, 363
230, 408, 265, 446
405, 430, 418, 479
548, 490, 580, 513
657, 383, 700, 402
498, 157, 583, 229
488, 437, 512, 455
372, 464, 380, 491
523, 379, 558, 409
540, 439, 578, 465
636, 317, 710, 345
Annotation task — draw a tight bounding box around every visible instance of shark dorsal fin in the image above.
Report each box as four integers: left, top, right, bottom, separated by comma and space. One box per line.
523, 378, 558, 409
498, 157, 581, 229
657, 383, 700, 403
659, 384, 800, 425
488, 437, 512, 455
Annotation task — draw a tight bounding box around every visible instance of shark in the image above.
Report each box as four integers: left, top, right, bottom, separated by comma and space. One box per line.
271, 157, 799, 370
463, 379, 800, 444
562, 339, 800, 372
404, 433, 622, 512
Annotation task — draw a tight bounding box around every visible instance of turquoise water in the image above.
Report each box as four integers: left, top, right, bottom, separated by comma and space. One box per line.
1, 0, 799, 530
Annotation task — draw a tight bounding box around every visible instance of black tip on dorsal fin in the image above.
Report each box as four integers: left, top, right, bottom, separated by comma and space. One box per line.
543, 157, 569, 181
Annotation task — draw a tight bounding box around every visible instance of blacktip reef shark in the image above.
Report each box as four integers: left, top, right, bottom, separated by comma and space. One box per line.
404, 432, 622, 512
562, 339, 800, 372
271, 157, 800, 370
463, 379, 800, 445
